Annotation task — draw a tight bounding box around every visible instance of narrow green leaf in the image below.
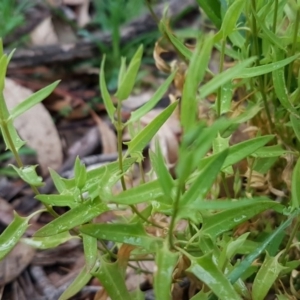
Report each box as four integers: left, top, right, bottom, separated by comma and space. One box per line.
112, 180, 164, 205
150, 142, 174, 202
49, 168, 66, 193
228, 209, 299, 283
100, 55, 116, 122
34, 197, 108, 237
59, 265, 94, 300
9, 81, 60, 120
82, 233, 98, 271
188, 253, 241, 300
239, 54, 299, 78
220, 0, 245, 38
35, 194, 77, 208
185, 198, 283, 213
292, 157, 300, 208
201, 200, 281, 238
219, 82, 233, 115
196, 0, 222, 28
118, 56, 127, 88
180, 149, 228, 207
115, 45, 143, 101
154, 242, 179, 300
199, 135, 275, 172
181, 34, 214, 130
0, 212, 29, 260
272, 67, 298, 114
252, 253, 285, 300
199, 57, 256, 98
93, 257, 131, 300
128, 70, 176, 124
80, 222, 163, 251
22, 232, 78, 249
251, 145, 288, 158
125, 101, 178, 156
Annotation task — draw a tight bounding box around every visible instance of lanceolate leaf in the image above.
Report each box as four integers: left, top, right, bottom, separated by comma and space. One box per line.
128, 70, 176, 124
181, 34, 214, 130
196, 0, 221, 28
9, 81, 60, 120
111, 179, 164, 205
93, 257, 132, 300
188, 253, 240, 300
100, 55, 116, 122
201, 200, 281, 238
154, 242, 179, 300
80, 222, 163, 251
34, 197, 108, 237
180, 149, 228, 207
0, 212, 30, 260
252, 253, 285, 300
125, 101, 178, 156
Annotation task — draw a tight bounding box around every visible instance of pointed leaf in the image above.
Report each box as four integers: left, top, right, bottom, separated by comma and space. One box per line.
115, 45, 143, 101
100, 55, 116, 121
180, 149, 228, 207
188, 253, 240, 300
154, 242, 179, 300
181, 34, 214, 130
80, 222, 162, 251
128, 70, 176, 124
252, 253, 285, 300
9, 81, 60, 120
0, 212, 30, 259
125, 101, 178, 156
34, 197, 108, 237
93, 257, 131, 300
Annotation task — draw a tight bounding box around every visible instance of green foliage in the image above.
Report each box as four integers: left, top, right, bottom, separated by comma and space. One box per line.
2, 1, 300, 299
0, 0, 32, 40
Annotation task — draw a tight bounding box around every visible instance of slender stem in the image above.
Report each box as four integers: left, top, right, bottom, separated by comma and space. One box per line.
287, 8, 300, 92
115, 102, 163, 229
2, 121, 58, 217
168, 183, 182, 249
216, 39, 226, 116
251, 0, 274, 132
116, 102, 127, 191
279, 218, 300, 265
272, 0, 279, 32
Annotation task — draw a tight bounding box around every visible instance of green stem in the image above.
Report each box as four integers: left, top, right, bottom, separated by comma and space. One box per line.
168, 184, 182, 249
2, 121, 59, 218
216, 38, 226, 117
116, 102, 163, 229
272, 0, 278, 32
116, 103, 127, 191
287, 8, 300, 92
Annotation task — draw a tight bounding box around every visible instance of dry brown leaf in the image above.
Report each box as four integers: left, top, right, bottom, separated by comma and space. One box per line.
4, 78, 63, 175
0, 242, 35, 285
90, 112, 117, 154
30, 17, 59, 46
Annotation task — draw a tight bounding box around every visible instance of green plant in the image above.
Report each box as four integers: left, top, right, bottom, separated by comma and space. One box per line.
0, 0, 32, 40
2, 0, 300, 299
